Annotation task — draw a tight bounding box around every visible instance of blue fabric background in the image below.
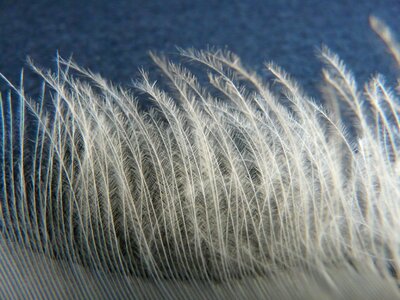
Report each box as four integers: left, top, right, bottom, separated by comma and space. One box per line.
0, 0, 399, 98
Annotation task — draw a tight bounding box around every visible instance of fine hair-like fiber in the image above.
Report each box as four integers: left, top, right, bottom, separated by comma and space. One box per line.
1, 16, 400, 299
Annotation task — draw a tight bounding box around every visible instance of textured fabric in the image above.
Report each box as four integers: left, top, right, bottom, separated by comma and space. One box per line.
0, 0, 399, 96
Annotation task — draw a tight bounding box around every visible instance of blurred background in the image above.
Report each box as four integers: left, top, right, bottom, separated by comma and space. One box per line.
0, 0, 399, 99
